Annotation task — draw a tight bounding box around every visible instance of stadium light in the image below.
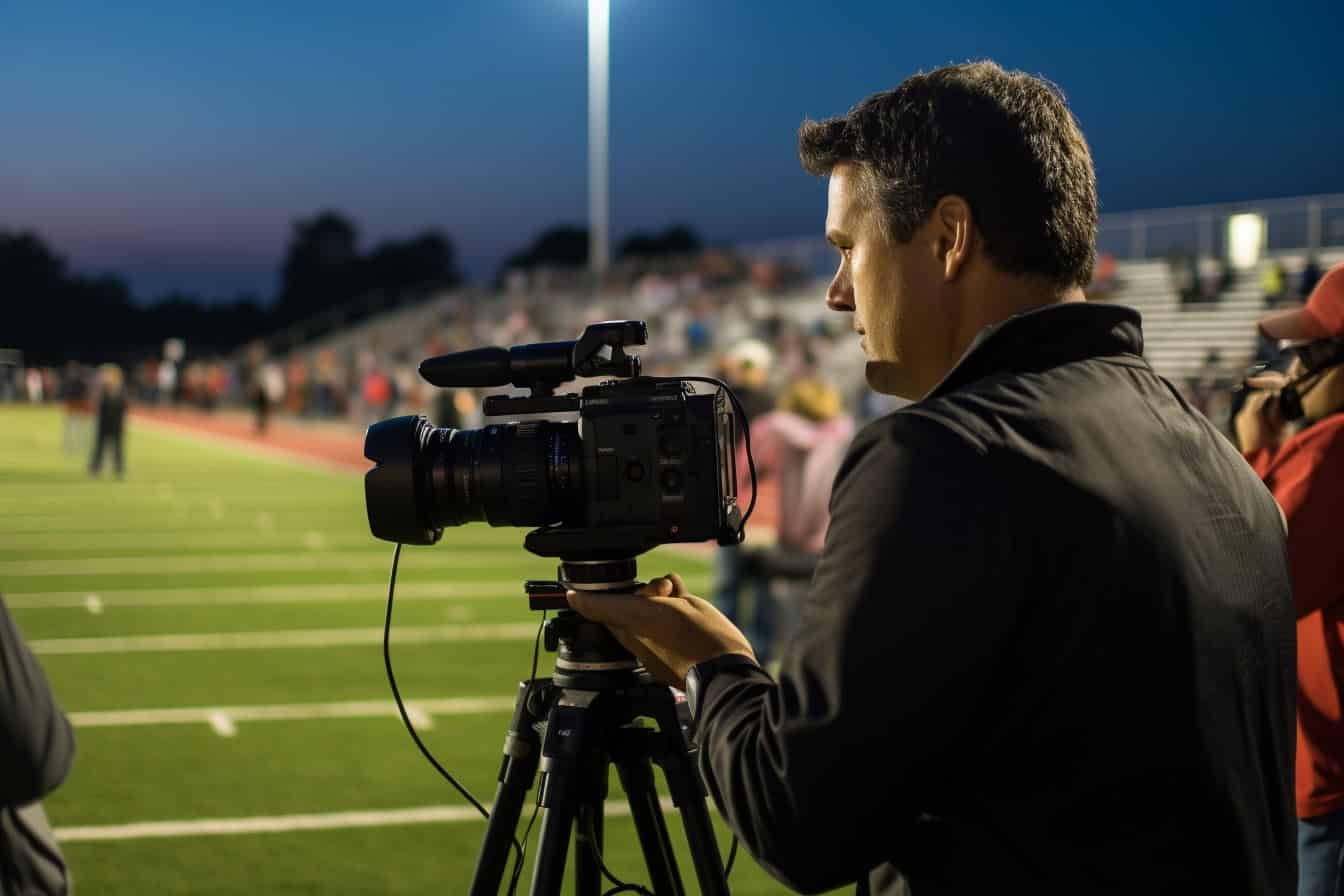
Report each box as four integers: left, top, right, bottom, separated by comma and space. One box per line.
1226, 213, 1265, 270
588, 0, 610, 276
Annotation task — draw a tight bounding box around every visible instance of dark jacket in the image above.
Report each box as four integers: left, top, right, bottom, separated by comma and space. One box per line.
695, 302, 1297, 895
1, 596, 75, 894
95, 391, 125, 436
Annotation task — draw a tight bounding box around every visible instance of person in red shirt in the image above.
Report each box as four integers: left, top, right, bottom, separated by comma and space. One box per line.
1237, 262, 1344, 896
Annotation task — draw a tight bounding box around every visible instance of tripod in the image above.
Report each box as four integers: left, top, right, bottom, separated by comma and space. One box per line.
468, 560, 731, 896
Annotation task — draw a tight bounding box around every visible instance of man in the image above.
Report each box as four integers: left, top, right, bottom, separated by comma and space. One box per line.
569, 61, 1297, 894
1, 595, 75, 894
88, 363, 127, 479
1236, 264, 1344, 896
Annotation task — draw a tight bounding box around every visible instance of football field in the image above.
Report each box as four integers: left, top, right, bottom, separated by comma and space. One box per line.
1, 406, 807, 894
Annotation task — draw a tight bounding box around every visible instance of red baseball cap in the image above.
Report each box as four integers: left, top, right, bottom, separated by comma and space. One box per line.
1259, 263, 1344, 342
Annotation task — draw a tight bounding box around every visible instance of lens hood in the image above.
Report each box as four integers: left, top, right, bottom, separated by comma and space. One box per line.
364, 415, 443, 546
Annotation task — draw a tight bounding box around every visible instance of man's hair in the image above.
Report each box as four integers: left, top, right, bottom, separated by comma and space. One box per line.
799, 61, 1097, 287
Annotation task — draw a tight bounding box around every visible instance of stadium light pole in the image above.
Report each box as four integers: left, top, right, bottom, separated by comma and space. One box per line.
588, 0, 610, 277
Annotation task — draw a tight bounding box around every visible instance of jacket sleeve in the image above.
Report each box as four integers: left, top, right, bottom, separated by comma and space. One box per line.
694, 414, 1022, 894
0, 596, 76, 806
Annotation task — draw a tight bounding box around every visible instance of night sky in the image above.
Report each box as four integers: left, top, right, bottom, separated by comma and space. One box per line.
3, 0, 1342, 302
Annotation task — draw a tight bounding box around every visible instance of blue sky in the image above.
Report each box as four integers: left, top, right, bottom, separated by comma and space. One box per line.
2, 0, 1341, 301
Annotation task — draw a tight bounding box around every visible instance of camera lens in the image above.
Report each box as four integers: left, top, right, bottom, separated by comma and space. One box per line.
431, 420, 582, 527
364, 415, 583, 544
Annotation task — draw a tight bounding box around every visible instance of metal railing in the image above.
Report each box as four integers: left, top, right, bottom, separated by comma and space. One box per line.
738, 192, 1344, 275
1096, 193, 1344, 261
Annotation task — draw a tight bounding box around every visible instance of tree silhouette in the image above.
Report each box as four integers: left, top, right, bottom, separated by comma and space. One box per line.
617, 225, 701, 259
273, 211, 360, 326
3, 215, 466, 364
498, 225, 590, 281
361, 230, 461, 298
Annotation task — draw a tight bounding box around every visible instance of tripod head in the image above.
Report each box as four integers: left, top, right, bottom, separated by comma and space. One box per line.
525, 557, 646, 690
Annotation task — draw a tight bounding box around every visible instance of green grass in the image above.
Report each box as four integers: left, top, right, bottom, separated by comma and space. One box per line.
2, 407, 809, 894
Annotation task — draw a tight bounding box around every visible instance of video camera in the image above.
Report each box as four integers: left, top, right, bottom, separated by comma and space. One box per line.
362, 320, 745, 563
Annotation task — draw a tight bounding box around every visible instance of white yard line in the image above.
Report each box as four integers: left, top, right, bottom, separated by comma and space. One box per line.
0, 552, 511, 576
30, 623, 537, 655
0, 532, 510, 549
69, 696, 516, 730
54, 799, 677, 843
4, 581, 514, 609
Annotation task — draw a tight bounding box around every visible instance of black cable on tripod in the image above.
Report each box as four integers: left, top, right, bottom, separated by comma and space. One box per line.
381, 544, 525, 871
577, 814, 653, 896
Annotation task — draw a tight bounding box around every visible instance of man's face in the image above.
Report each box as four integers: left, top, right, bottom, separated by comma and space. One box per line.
824, 162, 945, 398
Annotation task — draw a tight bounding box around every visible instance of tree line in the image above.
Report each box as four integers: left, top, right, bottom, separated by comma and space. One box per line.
2, 212, 701, 365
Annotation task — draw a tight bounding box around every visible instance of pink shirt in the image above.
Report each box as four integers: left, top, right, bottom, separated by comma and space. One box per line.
738, 411, 854, 553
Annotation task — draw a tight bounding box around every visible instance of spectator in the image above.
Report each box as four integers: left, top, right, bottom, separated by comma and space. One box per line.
0, 594, 76, 895
1263, 259, 1288, 308
711, 339, 776, 648
1186, 348, 1236, 427
1168, 248, 1201, 305
88, 363, 127, 479
57, 363, 90, 453
1236, 263, 1344, 896
734, 376, 853, 663
244, 342, 270, 434
1089, 251, 1118, 296
1301, 255, 1323, 299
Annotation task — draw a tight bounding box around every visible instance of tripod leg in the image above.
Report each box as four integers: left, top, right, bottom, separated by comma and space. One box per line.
470, 680, 550, 896
529, 691, 605, 896
528, 799, 577, 896
612, 745, 685, 896
648, 691, 730, 896
573, 788, 606, 896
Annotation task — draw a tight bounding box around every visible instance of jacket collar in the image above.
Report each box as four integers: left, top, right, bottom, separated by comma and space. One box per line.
926, 301, 1145, 399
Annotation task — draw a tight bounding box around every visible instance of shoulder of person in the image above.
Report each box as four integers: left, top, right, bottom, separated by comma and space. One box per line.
838, 404, 999, 490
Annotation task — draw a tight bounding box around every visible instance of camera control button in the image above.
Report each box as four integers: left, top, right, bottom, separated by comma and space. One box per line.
625, 461, 646, 482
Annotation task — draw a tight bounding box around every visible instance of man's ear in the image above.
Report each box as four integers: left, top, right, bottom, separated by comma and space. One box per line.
933, 195, 974, 282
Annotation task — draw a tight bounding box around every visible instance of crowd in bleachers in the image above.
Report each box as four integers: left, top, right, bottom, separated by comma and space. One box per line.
1166, 253, 1333, 431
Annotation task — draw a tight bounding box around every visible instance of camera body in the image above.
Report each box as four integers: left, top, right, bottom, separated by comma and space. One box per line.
519, 374, 740, 559
363, 321, 743, 562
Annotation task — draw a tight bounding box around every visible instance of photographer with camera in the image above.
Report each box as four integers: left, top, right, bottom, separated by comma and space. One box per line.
568, 62, 1297, 895
1, 595, 75, 895
1236, 263, 1344, 896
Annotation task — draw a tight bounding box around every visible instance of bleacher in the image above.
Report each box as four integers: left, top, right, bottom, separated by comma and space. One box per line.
1103, 251, 1344, 383
274, 244, 1344, 400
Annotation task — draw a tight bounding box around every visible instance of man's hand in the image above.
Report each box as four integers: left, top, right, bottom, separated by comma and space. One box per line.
566, 573, 756, 688
1235, 370, 1288, 455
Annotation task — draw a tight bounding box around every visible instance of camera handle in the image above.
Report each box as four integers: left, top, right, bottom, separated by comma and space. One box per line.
469, 561, 731, 896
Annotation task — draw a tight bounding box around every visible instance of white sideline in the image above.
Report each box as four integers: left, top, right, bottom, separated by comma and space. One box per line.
69, 696, 517, 730
4, 581, 513, 609
31, 623, 537, 655
55, 800, 676, 843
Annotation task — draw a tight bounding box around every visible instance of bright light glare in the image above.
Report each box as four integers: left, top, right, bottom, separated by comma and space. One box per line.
1226, 213, 1265, 269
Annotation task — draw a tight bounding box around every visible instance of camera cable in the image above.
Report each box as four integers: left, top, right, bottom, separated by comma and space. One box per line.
382, 543, 529, 875
504, 612, 549, 894
582, 811, 653, 895
650, 375, 759, 543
